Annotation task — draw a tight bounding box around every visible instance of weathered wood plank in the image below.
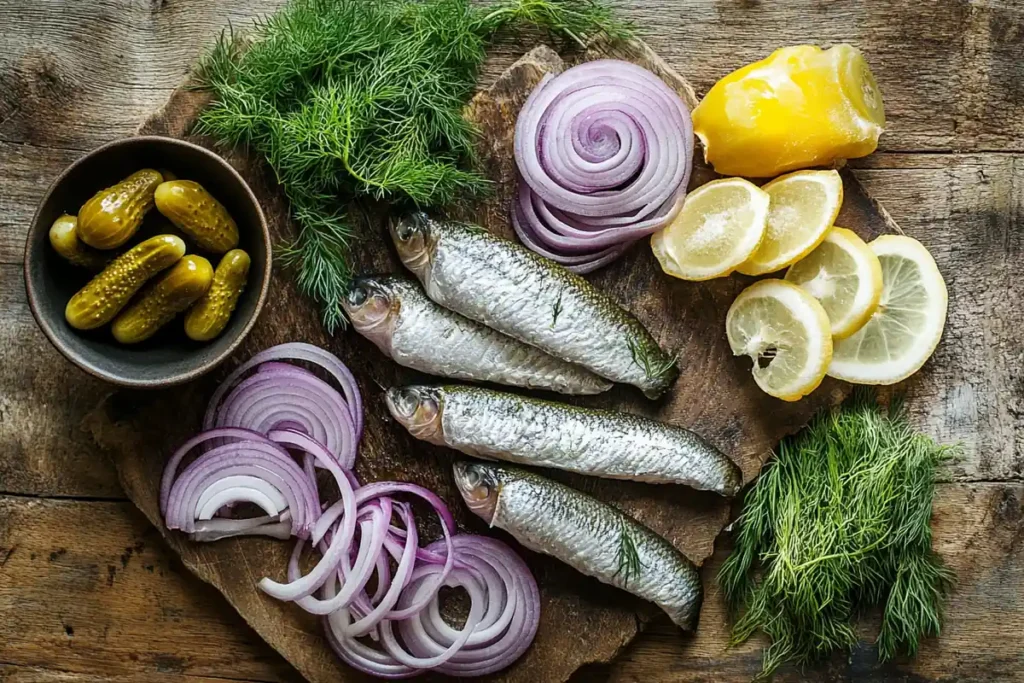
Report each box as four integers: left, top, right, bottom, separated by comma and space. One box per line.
0, 664, 270, 683
0, 495, 297, 683
0, 140, 82, 265
0, 263, 121, 498
2, 484, 1019, 683
1, 0, 1023, 156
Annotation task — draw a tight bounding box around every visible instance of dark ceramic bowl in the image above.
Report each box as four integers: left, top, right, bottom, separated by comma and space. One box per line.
24, 136, 272, 388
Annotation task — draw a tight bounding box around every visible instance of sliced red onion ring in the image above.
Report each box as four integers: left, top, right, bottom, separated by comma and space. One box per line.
257, 429, 358, 601
513, 59, 693, 271
160, 427, 280, 514
162, 343, 540, 678
217, 368, 356, 464
163, 431, 319, 537
205, 342, 363, 449
325, 535, 540, 678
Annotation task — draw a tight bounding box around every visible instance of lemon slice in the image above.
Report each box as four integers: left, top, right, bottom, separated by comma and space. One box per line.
828, 235, 947, 384
784, 227, 883, 339
737, 170, 843, 276
651, 178, 769, 281
726, 279, 833, 401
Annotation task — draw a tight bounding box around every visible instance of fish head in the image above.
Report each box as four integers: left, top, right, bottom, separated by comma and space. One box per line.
341, 275, 402, 347
389, 212, 436, 281
452, 461, 502, 525
385, 385, 445, 444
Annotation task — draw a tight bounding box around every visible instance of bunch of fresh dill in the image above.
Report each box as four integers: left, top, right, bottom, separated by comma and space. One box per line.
194, 0, 631, 330
719, 390, 957, 681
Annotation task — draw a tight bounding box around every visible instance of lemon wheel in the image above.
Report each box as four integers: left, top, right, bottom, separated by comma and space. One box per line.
726, 279, 833, 401
785, 227, 883, 339
651, 178, 769, 281
738, 170, 843, 276
827, 235, 947, 384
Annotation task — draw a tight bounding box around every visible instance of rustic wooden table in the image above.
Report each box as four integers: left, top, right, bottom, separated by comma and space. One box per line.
2, 1, 1023, 681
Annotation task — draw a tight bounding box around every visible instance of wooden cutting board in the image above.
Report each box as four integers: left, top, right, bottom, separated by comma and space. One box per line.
84, 39, 897, 683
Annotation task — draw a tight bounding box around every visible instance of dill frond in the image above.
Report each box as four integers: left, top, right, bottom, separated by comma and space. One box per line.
613, 524, 643, 587
720, 389, 957, 680
193, 0, 630, 328
626, 335, 678, 385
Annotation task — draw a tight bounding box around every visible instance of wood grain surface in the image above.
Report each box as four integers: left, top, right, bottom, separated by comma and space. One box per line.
2, 1, 1024, 682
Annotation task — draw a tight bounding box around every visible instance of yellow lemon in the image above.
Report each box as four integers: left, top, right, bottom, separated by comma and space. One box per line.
726, 279, 833, 401
651, 178, 769, 281
738, 170, 843, 276
692, 44, 886, 178
785, 227, 883, 339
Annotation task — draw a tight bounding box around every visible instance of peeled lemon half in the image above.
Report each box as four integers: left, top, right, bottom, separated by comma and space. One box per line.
785, 227, 883, 339
726, 279, 833, 401
828, 235, 947, 385
738, 170, 843, 276
651, 178, 769, 281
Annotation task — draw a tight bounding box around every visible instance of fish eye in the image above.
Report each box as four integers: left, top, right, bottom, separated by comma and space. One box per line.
346, 281, 369, 306
464, 466, 483, 489
394, 212, 428, 241
388, 387, 420, 417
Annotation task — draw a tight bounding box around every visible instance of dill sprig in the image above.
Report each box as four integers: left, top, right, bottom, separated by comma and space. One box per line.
627, 335, 678, 385
194, 0, 631, 330
613, 524, 644, 587
719, 390, 957, 680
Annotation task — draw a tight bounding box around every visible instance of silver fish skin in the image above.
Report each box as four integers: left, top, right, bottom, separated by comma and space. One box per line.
453, 461, 703, 630
341, 275, 610, 395
390, 213, 678, 399
387, 385, 741, 496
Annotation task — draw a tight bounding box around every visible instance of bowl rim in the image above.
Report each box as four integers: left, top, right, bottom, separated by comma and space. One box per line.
23, 134, 273, 389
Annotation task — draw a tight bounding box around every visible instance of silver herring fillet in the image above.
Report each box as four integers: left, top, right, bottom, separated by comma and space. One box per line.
386, 385, 741, 496
390, 213, 678, 398
341, 275, 610, 395
453, 461, 703, 630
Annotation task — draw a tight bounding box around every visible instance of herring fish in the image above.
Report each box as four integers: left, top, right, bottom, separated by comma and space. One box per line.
387, 385, 741, 496
453, 461, 703, 630
341, 275, 610, 395
390, 213, 678, 398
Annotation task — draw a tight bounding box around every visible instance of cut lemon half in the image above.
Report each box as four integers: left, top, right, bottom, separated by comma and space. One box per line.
651, 178, 769, 281
726, 279, 833, 401
737, 170, 843, 276
784, 227, 883, 339
828, 235, 947, 385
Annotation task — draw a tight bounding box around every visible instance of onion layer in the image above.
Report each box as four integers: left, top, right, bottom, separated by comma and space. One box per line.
204, 342, 362, 468
513, 59, 694, 272
161, 343, 540, 678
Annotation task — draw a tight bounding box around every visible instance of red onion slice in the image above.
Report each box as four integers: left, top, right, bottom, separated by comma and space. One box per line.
164, 434, 319, 537
400, 536, 541, 677
204, 342, 364, 444
208, 365, 358, 469
161, 344, 541, 678
286, 503, 390, 616
160, 427, 279, 514
257, 429, 359, 601
513, 59, 693, 271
